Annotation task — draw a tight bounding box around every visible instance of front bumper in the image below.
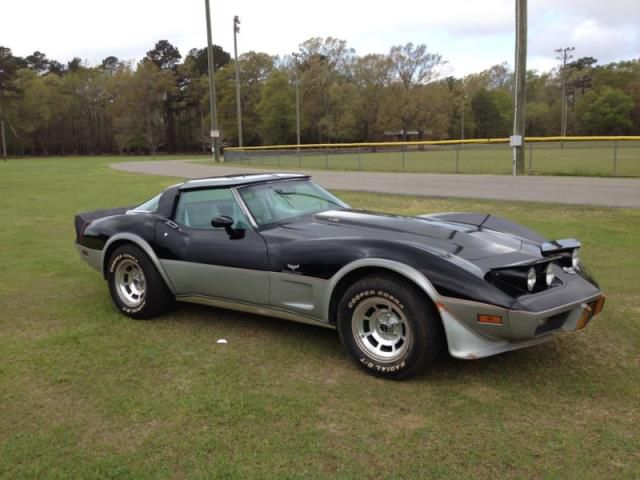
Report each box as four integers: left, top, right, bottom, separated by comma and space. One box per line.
75, 243, 102, 273
438, 273, 605, 360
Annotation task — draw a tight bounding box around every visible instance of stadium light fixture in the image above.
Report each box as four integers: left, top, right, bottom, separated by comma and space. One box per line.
233, 15, 243, 148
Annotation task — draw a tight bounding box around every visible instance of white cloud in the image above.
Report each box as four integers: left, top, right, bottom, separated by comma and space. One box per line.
2, 0, 638, 76
528, 11, 638, 65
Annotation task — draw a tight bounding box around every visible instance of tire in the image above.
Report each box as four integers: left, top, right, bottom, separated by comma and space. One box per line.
337, 274, 443, 380
107, 244, 173, 319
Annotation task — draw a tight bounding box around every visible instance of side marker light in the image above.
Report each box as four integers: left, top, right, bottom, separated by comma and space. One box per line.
477, 314, 503, 325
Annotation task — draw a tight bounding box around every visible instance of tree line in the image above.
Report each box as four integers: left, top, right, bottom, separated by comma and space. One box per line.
0, 38, 639, 156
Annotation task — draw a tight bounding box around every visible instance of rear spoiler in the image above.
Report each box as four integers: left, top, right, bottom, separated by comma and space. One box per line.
540, 238, 581, 255
74, 207, 130, 241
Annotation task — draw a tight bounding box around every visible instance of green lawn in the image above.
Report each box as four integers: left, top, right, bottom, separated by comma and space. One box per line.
222, 141, 640, 177
1, 157, 639, 479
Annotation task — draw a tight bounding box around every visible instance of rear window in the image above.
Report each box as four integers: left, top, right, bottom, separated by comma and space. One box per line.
131, 194, 161, 213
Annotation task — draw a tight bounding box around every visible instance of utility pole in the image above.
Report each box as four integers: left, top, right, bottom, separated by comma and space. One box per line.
295, 75, 301, 150
233, 15, 243, 148
204, 0, 220, 162
555, 46, 575, 137
0, 105, 7, 161
460, 94, 466, 143
292, 53, 301, 151
512, 0, 527, 175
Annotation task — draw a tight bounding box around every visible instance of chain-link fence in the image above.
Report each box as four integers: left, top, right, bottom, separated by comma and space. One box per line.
223, 138, 640, 177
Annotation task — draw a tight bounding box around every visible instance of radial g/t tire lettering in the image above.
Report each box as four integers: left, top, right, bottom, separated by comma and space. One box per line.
337, 274, 443, 379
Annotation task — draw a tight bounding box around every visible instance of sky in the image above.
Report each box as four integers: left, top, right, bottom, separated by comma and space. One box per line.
3, 0, 639, 76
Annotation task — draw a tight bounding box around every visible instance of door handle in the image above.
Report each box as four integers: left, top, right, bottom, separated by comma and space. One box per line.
164, 220, 179, 229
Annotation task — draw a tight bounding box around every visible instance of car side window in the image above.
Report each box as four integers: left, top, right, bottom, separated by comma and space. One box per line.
174, 188, 249, 230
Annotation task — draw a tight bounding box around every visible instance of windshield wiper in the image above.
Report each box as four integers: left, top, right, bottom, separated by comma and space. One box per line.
273, 189, 345, 208
273, 188, 295, 208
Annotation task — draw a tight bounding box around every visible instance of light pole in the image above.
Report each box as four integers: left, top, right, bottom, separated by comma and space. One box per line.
204, 0, 220, 162
460, 94, 466, 144
233, 15, 243, 148
512, 0, 528, 175
292, 53, 301, 151
555, 46, 575, 137
0, 105, 7, 161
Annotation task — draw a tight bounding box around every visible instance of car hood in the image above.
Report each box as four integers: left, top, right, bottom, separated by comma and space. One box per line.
280, 209, 544, 269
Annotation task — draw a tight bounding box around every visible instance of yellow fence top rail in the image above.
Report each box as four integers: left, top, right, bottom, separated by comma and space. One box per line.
225, 136, 640, 152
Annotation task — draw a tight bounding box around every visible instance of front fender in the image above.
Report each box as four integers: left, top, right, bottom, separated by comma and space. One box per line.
322, 258, 442, 320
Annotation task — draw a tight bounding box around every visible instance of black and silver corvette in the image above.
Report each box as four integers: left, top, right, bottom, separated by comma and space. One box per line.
75, 173, 605, 379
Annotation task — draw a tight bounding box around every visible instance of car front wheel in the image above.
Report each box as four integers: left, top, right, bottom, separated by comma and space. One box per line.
107, 244, 173, 319
337, 274, 443, 379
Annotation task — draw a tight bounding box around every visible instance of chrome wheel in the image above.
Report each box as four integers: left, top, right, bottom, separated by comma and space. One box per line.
352, 297, 411, 363
114, 259, 146, 308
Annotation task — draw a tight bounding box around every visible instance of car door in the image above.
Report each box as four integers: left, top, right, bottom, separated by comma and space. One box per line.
155, 187, 270, 304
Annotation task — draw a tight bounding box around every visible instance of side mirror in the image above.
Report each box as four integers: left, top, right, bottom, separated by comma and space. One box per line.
211, 215, 234, 228
211, 215, 245, 239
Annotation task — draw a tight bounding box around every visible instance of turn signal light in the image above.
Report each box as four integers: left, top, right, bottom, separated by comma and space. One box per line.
477, 314, 503, 325
576, 305, 593, 330
592, 295, 606, 316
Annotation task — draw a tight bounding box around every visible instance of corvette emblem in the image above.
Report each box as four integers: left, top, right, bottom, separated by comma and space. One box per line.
287, 264, 300, 272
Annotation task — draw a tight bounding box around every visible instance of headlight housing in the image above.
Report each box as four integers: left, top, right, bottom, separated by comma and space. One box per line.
486, 261, 560, 296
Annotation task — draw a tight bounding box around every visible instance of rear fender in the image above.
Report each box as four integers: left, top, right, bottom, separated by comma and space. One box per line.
102, 233, 176, 294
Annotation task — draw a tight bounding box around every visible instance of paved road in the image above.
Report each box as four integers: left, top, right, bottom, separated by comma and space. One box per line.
111, 160, 640, 208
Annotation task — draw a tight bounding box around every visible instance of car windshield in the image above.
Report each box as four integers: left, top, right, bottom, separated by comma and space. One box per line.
239, 180, 348, 226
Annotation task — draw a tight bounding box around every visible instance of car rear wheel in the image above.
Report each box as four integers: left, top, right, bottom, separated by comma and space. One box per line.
337, 274, 443, 380
107, 244, 173, 319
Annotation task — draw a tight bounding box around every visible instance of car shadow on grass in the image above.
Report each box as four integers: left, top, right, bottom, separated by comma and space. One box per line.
160, 302, 589, 389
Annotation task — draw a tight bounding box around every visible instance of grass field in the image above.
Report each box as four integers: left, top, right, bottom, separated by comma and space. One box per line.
222, 141, 640, 177
1, 156, 639, 478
